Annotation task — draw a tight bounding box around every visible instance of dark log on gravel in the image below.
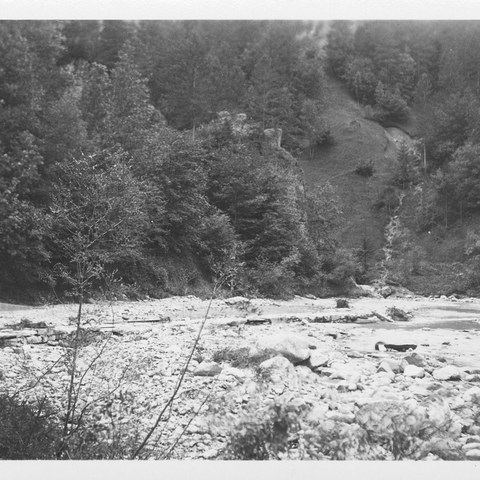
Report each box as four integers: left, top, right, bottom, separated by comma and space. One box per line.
375, 341, 417, 352
245, 318, 272, 325
127, 317, 171, 324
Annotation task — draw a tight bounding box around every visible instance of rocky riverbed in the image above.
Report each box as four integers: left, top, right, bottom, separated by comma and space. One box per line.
1, 294, 480, 460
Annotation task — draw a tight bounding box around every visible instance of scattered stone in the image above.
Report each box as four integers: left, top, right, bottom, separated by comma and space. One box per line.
307, 352, 329, 370
409, 384, 430, 396
255, 333, 314, 363
336, 299, 349, 308
194, 361, 222, 377
306, 403, 329, 423
432, 366, 462, 381
257, 355, 298, 385
463, 387, 480, 402
380, 286, 393, 298
224, 296, 250, 306
403, 365, 425, 378
465, 449, 480, 460
403, 352, 427, 368
200, 448, 219, 459
382, 358, 403, 373
296, 365, 319, 383
325, 410, 355, 423
462, 441, 480, 451
286, 397, 308, 411
374, 371, 395, 385
218, 366, 248, 381
377, 361, 394, 374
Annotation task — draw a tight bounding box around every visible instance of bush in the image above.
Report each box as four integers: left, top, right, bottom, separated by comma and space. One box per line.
374, 186, 400, 213
0, 395, 61, 459
321, 248, 361, 286
212, 347, 277, 369
374, 82, 409, 122
221, 402, 300, 460
354, 159, 375, 177
218, 398, 464, 461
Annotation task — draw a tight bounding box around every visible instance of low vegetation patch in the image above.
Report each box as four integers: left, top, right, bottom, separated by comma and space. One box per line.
218, 398, 469, 460
212, 347, 277, 369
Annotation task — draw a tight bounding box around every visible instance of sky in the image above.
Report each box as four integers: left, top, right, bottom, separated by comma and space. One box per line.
1, 0, 480, 20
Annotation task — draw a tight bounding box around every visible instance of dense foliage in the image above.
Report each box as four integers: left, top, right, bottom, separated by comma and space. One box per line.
6, 20, 480, 301
0, 20, 351, 302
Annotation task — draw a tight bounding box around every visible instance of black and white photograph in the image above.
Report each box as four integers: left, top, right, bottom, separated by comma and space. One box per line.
1, 0, 480, 477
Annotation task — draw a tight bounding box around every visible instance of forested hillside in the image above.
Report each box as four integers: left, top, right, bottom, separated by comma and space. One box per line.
3, 20, 480, 303
0, 20, 352, 303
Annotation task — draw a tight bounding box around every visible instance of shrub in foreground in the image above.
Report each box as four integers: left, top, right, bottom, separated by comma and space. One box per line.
0, 395, 61, 459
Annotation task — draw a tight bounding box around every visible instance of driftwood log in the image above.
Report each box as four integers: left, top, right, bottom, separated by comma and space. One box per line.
372, 311, 394, 323
375, 341, 417, 352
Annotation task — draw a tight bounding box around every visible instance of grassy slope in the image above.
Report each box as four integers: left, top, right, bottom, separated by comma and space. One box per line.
298, 75, 480, 295
298, 75, 399, 277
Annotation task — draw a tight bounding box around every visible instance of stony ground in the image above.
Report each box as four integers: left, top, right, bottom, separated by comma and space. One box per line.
1, 293, 480, 460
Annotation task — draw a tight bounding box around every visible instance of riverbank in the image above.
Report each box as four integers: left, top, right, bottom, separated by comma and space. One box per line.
1, 294, 480, 459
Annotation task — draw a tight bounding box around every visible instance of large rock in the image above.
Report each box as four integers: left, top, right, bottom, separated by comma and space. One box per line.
194, 361, 222, 377
379, 286, 393, 298
257, 355, 298, 386
224, 296, 250, 306
307, 352, 329, 370
465, 449, 480, 460
432, 366, 462, 381
255, 333, 315, 363
403, 364, 425, 378
218, 366, 248, 381
377, 360, 394, 374
403, 352, 427, 368
462, 387, 480, 402
295, 365, 319, 383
